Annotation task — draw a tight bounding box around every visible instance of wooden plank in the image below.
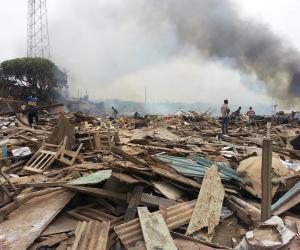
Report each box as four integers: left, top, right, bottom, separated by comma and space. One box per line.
138, 207, 177, 250
111, 146, 147, 167
273, 192, 300, 215
41, 214, 78, 236
186, 167, 225, 242
296, 221, 300, 235
61, 185, 127, 202
0, 190, 74, 250
261, 139, 272, 222
38, 233, 69, 247
112, 172, 141, 184
171, 232, 230, 249
152, 180, 185, 201
124, 186, 144, 222
141, 193, 178, 208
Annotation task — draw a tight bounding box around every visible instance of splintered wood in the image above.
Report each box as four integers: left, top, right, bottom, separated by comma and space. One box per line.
186, 166, 224, 241
0, 190, 74, 250
138, 207, 177, 250
69, 220, 110, 250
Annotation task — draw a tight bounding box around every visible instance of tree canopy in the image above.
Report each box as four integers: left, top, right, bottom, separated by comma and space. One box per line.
0, 57, 67, 97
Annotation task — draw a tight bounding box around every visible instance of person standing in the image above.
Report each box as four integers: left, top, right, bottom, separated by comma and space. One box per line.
26, 93, 39, 128
246, 107, 256, 127
232, 106, 242, 121
112, 107, 118, 119
221, 99, 230, 135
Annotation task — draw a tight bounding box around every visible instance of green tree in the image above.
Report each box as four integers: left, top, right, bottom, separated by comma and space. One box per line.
0, 57, 67, 97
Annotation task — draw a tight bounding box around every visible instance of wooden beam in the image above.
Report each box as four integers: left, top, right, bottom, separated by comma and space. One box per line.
61, 185, 127, 202
111, 146, 147, 167
124, 185, 143, 222
140, 193, 178, 208
261, 139, 272, 222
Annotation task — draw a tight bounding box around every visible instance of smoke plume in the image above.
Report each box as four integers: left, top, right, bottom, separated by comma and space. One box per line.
50, 0, 300, 107
129, 0, 300, 105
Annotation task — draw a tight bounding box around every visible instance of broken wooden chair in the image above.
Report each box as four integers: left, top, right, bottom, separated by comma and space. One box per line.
23, 139, 65, 173
58, 137, 83, 166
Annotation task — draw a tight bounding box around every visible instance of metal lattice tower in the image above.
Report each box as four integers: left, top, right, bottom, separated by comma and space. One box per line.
27, 0, 51, 58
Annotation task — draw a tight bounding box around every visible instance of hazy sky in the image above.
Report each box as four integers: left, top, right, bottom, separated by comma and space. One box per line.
0, 0, 299, 106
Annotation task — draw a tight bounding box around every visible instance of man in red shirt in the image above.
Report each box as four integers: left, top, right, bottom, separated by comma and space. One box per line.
247, 107, 255, 127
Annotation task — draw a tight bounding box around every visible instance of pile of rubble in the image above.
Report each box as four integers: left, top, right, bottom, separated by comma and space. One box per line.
0, 107, 300, 250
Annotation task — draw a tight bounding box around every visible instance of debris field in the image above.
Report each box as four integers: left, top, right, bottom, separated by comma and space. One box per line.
0, 105, 300, 250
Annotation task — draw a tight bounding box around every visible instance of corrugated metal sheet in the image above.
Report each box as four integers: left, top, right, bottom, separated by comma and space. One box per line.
192, 155, 246, 184
114, 200, 196, 248
272, 179, 300, 212
70, 220, 110, 250
155, 154, 245, 184
155, 154, 246, 183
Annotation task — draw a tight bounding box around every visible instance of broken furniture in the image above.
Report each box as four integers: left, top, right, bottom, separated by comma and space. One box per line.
58, 141, 83, 166
76, 130, 115, 152
23, 139, 65, 173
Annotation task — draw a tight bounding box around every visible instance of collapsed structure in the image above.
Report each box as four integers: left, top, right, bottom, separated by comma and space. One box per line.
0, 101, 300, 250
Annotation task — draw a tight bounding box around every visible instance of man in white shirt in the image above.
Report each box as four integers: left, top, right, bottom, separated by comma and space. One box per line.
221, 99, 230, 135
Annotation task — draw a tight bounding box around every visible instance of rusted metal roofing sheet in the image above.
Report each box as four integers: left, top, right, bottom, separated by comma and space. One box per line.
70, 220, 110, 250
114, 200, 196, 248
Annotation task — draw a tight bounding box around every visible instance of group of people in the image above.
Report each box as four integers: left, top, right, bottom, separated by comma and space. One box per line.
221, 100, 256, 135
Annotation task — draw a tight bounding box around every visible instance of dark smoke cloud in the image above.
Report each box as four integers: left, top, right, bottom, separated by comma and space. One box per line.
130, 0, 300, 106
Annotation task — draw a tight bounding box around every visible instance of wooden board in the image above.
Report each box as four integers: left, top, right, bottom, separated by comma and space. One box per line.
0, 190, 74, 250
112, 172, 141, 184
124, 186, 143, 222
41, 214, 78, 236
138, 207, 177, 250
273, 192, 300, 216
141, 193, 178, 208
61, 185, 127, 202
152, 180, 186, 201
186, 167, 224, 241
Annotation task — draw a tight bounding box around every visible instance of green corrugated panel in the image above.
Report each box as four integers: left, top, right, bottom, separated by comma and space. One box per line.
191, 155, 246, 184
68, 169, 112, 185
156, 154, 231, 180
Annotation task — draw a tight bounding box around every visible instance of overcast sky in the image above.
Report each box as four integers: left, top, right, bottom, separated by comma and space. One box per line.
0, 0, 299, 107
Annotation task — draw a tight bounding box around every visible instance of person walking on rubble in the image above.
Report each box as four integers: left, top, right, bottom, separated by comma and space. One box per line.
221, 99, 230, 135
247, 107, 256, 127
26, 92, 39, 128
112, 107, 118, 119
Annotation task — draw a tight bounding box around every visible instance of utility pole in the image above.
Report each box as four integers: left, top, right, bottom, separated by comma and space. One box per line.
144, 87, 147, 105
27, 0, 51, 58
